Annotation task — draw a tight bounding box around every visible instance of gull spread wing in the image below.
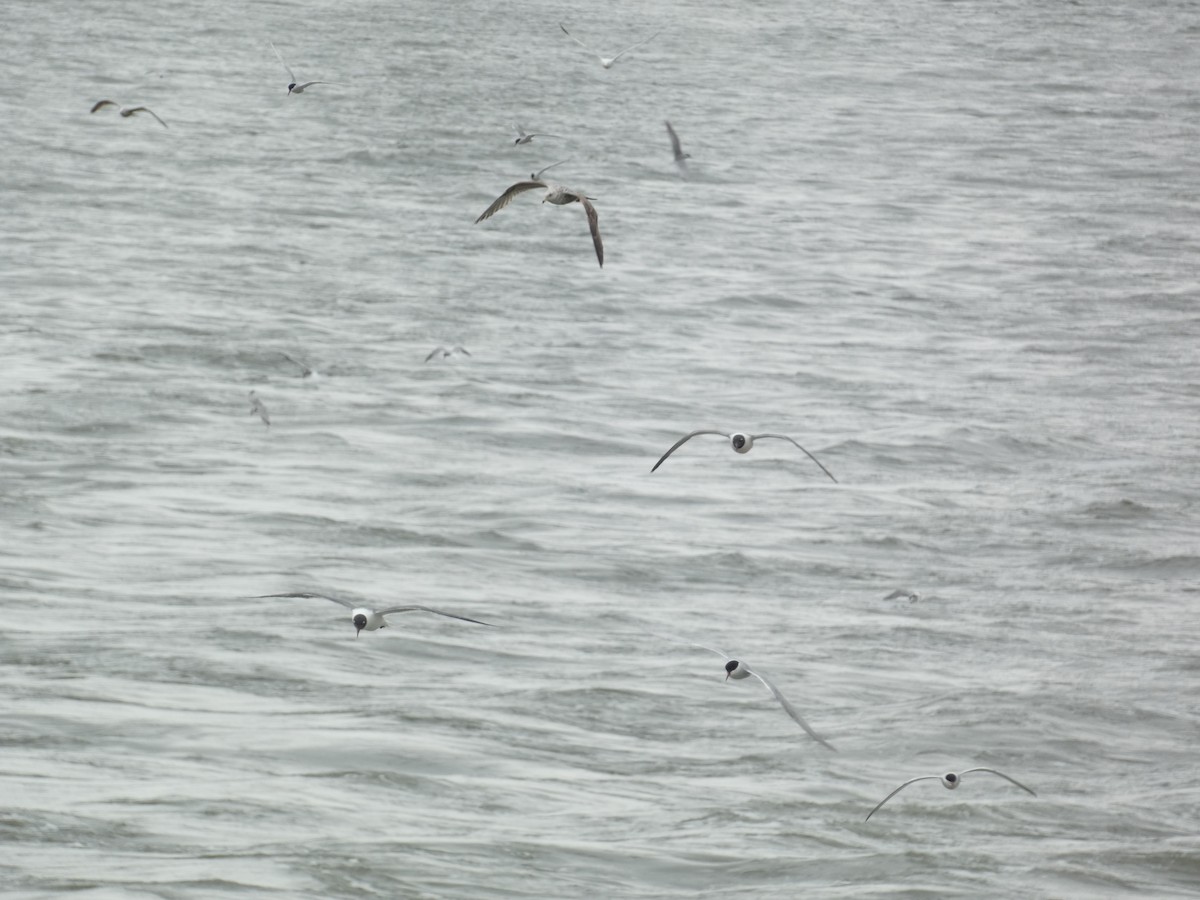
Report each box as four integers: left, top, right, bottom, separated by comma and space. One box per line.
745, 666, 836, 751
123, 107, 168, 127
452, 346, 471, 356
270, 40, 297, 82
865, 775, 941, 821
377, 605, 494, 626
579, 197, 603, 268
650, 430, 729, 472
255, 591, 356, 609
533, 159, 571, 180
609, 29, 662, 64
962, 768, 1037, 796
474, 181, 545, 223
296, 81, 331, 90
425, 346, 447, 362
90, 100, 117, 113
665, 120, 685, 162
752, 433, 839, 483
281, 352, 312, 376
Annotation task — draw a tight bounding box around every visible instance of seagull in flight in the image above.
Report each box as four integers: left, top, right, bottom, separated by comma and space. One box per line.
530, 159, 571, 181
270, 40, 334, 94
90, 100, 167, 128
475, 179, 604, 268
865, 768, 1037, 821
280, 352, 317, 378
665, 121, 690, 171
668, 639, 836, 750
559, 23, 661, 69
425, 345, 472, 362
248, 391, 270, 426
513, 125, 560, 145
651, 430, 838, 483
883, 589, 921, 602
255, 592, 494, 637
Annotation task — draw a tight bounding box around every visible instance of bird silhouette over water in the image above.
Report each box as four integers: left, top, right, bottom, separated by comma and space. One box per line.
90, 100, 167, 127
270, 40, 334, 94
475, 179, 604, 267
651, 430, 838, 482
559, 23, 661, 69
865, 768, 1036, 820
254, 591, 494, 637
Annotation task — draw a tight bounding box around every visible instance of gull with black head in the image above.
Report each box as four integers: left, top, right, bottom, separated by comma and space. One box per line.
513, 125, 560, 145
255, 592, 494, 637
865, 768, 1036, 820
664, 638, 836, 750
651, 430, 838, 482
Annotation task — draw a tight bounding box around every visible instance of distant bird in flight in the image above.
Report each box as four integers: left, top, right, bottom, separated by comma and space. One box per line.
90, 100, 167, 128
270, 40, 334, 94
248, 390, 270, 426
651, 430, 838, 482
666, 638, 836, 750
475, 179, 604, 268
559, 23, 661, 69
425, 345, 472, 362
254, 591, 494, 637
513, 124, 560, 145
665, 121, 690, 171
883, 589, 921, 602
865, 768, 1037, 821
530, 159, 571, 181
280, 353, 316, 378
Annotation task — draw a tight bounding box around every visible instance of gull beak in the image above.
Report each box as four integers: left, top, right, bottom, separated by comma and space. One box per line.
724, 672, 731, 682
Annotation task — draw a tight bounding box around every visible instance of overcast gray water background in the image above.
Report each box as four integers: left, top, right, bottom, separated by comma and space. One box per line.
3, 0, 1199, 896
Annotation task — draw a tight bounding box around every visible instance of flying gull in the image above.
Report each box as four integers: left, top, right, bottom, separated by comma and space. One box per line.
865, 768, 1037, 821
665, 121, 690, 171
513, 125, 561, 145
425, 345, 472, 362
248, 391, 270, 426
270, 40, 334, 94
665, 638, 836, 750
90, 100, 167, 128
254, 591, 494, 637
531, 159, 571, 181
475, 179, 604, 268
651, 430, 838, 482
559, 23, 661, 69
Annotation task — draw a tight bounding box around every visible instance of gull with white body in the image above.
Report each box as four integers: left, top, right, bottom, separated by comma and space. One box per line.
651, 430, 838, 483
513, 125, 560, 145
256, 592, 494, 637
665, 638, 836, 750
270, 40, 334, 94
865, 768, 1037, 820
559, 23, 661, 69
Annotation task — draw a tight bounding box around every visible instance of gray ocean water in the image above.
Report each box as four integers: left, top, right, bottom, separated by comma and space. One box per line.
3, 0, 1199, 896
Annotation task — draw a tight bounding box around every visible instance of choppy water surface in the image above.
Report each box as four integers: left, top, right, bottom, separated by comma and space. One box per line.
3, 0, 1199, 896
